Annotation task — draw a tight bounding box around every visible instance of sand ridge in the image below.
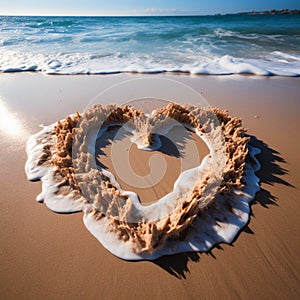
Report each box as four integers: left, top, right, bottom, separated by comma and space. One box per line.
25, 102, 258, 257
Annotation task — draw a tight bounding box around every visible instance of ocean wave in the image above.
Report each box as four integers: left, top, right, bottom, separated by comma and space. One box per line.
1, 50, 299, 76
1, 15, 299, 77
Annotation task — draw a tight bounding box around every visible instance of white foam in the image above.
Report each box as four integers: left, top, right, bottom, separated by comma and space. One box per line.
2, 49, 300, 76
25, 123, 86, 213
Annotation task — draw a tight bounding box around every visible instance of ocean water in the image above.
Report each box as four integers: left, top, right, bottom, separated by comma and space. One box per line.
1, 14, 300, 76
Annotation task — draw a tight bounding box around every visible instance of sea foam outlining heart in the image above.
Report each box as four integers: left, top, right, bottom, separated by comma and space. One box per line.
25, 102, 260, 260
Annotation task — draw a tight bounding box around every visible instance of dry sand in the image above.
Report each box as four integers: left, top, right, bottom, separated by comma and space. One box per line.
0, 73, 299, 299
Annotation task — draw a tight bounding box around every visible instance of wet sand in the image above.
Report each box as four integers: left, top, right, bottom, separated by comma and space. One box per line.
0, 73, 299, 299
96, 125, 210, 204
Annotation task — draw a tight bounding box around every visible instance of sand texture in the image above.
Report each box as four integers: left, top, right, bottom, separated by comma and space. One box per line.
0, 73, 299, 299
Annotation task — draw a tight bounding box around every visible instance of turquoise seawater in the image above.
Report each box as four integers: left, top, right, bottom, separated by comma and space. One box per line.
1, 14, 300, 75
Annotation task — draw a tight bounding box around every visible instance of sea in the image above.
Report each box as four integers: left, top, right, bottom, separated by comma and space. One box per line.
1, 14, 300, 76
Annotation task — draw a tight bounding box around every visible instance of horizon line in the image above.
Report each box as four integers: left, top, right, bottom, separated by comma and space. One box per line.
0, 8, 299, 18
1, 13, 206, 17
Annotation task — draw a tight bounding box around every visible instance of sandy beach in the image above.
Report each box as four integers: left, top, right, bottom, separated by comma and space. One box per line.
0, 73, 299, 299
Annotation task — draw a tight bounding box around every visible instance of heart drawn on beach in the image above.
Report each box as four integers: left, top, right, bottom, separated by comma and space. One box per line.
25, 78, 260, 260
25, 101, 261, 260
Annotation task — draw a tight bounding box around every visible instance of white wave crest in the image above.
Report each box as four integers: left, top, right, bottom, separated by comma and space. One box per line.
1, 50, 300, 76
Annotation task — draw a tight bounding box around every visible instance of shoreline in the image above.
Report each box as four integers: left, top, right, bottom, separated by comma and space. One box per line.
1, 73, 299, 299
2, 68, 300, 77
3, 69, 300, 77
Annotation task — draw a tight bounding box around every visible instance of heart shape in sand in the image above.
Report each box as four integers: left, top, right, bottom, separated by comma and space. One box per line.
25, 102, 260, 260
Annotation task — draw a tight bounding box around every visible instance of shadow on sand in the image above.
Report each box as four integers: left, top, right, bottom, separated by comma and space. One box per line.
151, 135, 294, 279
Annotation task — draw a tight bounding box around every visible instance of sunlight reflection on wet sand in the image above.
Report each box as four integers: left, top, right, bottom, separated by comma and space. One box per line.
0, 97, 29, 140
